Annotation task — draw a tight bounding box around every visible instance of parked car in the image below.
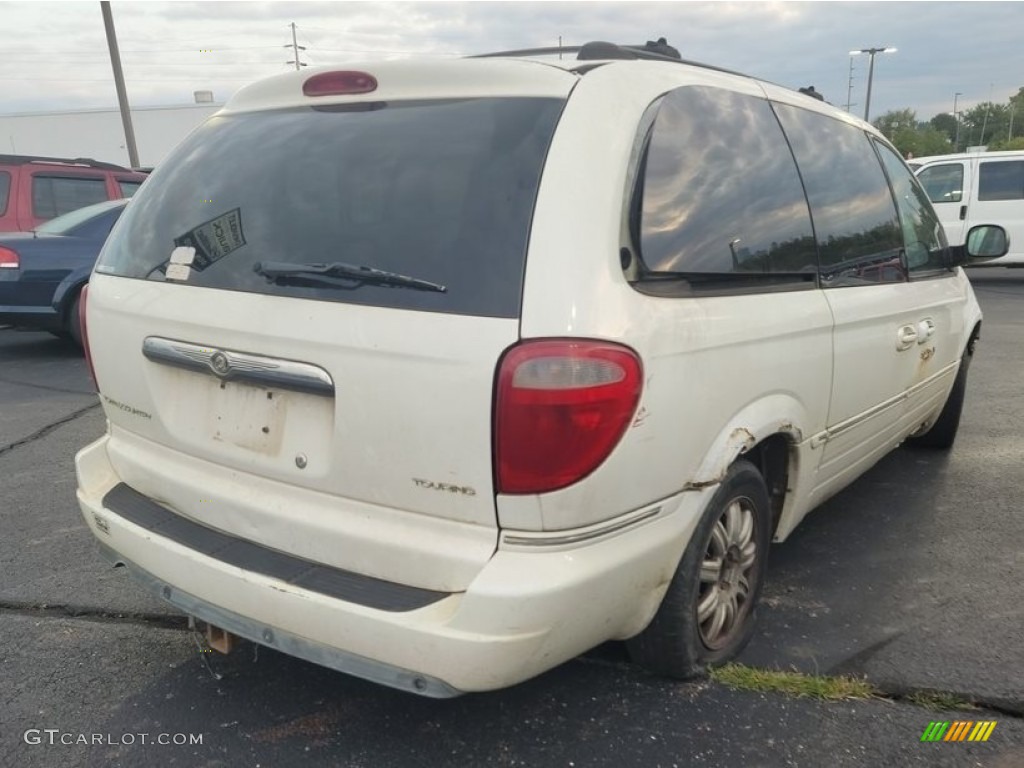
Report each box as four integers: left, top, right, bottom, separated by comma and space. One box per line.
0, 199, 127, 344
75, 42, 1007, 697
914, 150, 1023, 266
0, 154, 145, 233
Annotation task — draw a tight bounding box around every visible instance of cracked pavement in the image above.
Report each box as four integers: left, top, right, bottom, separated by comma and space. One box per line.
1, 270, 1023, 767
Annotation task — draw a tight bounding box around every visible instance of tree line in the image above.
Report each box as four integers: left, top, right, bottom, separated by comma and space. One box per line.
871, 86, 1024, 158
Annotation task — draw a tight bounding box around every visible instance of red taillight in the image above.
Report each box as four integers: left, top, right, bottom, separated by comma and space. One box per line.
80, 284, 98, 390
302, 71, 378, 97
495, 340, 643, 494
0, 246, 19, 269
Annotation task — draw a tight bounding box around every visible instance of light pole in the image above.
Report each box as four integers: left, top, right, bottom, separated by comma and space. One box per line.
953, 92, 962, 152
850, 47, 896, 123
100, 1, 139, 169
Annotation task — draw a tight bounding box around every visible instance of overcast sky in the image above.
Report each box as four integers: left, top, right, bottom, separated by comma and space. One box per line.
3, 1, 1021, 122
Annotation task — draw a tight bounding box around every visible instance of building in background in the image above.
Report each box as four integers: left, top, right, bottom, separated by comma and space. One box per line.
0, 93, 221, 169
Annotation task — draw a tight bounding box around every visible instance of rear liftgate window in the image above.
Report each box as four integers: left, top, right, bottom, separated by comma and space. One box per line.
96, 98, 564, 318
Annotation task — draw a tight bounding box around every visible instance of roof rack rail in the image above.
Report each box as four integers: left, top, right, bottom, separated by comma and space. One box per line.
470, 39, 748, 79
0, 153, 133, 172
474, 40, 680, 62
472, 45, 584, 59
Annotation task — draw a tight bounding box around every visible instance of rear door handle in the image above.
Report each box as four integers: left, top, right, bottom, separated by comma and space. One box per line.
917, 318, 936, 343
896, 325, 918, 350
959, 205, 967, 221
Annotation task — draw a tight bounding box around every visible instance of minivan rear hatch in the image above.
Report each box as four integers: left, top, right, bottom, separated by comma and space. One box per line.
88, 67, 570, 591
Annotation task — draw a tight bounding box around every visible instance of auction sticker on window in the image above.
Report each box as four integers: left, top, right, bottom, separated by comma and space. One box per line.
173, 208, 246, 270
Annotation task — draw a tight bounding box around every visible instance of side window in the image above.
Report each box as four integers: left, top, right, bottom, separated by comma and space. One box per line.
978, 160, 1024, 201
916, 163, 964, 204
874, 140, 949, 274
32, 175, 108, 220
774, 104, 905, 286
633, 86, 817, 290
0, 172, 9, 215
117, 180, 143, 198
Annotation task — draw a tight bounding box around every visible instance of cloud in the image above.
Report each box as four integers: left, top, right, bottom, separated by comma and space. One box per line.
0, 1, 1020, 120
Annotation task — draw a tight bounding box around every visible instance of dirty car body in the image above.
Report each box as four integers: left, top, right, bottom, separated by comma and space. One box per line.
76, 44, 988, 696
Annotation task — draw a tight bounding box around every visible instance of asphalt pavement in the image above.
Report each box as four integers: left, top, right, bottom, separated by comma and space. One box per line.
1, 269, 1022, 767
739, 268, 1024, 711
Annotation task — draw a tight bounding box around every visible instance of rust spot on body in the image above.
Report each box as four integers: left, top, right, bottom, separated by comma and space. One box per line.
682, 477, 723, 491
731, 427, 756, 449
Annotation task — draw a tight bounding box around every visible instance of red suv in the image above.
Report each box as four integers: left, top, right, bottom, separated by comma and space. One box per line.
0, 154, 147, 232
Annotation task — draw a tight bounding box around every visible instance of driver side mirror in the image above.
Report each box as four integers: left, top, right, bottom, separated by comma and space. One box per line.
951, 225, 1009, 266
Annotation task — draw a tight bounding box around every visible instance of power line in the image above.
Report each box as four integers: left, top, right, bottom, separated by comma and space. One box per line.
287, 25, 463, 56
7, 60, 282, 68
121, 45, 281, 52
17, 46, 281, 57
308, 48, 461, 56
0, 76, 271, 83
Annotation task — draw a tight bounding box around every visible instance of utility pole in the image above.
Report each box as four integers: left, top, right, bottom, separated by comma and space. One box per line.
953, 92, 962, 152
100, 1, 139, 169
844, 56, 856, 113
285, 22, 307, 70
977, 83, 994, 147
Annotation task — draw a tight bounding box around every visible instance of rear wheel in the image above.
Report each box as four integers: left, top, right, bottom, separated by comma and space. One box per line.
627, 459, 771, 678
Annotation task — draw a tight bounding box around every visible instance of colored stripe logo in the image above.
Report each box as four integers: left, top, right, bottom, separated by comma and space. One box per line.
921, 721, 997, 742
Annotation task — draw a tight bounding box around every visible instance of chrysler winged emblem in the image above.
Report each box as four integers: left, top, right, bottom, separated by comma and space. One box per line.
209, 351, 231, 377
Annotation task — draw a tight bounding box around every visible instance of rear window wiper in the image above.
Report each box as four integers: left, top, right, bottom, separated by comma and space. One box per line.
254, 261, 447, 293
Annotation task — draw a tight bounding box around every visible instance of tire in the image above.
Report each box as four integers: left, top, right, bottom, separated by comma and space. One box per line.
904, 354, 969, 450
627, 459, 772, 679
68, 291, 84, 349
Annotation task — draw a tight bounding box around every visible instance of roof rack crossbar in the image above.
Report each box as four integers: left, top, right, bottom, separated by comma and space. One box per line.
578, 42, 679, 63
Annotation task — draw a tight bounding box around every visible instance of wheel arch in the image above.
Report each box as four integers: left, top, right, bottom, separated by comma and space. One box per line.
684, 394, 814, 540
741, 434, 792, 539
965, 320, 982, 360
52, 272, 90, 329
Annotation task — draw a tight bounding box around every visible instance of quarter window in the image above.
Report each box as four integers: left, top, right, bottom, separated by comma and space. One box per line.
32, 175, 108, 220
774, 104, 905, 286
978, 160, 1024, 201
633, 86, 817, 292
916, 163, 964, 204
874, 140, 949, 273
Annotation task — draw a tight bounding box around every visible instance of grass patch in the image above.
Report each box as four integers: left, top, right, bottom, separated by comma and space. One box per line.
709, 663, 877, 701
905, 690, 976, 712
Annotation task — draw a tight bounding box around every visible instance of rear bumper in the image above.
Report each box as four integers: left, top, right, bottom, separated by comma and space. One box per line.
93, 542, 462, 697
76, 434, 704, 695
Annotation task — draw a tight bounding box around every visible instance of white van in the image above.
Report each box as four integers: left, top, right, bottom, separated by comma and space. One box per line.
75, 41, 1006, 697
915, 150, 1024, 266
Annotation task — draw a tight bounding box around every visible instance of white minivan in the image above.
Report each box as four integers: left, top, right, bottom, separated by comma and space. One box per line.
75, 41, 1007, 697
915, 150, 1024, 266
